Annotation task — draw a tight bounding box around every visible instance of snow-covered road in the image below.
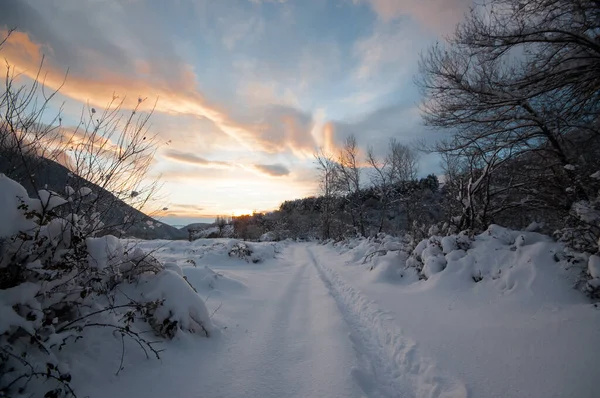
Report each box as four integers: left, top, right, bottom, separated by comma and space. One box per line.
307, 245, 466, 398
190, 244, 364, 398
74, 239, 598, 398
169, 243, 463, 398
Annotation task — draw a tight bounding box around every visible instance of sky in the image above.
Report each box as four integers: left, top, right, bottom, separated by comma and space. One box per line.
0, 0, 472, 225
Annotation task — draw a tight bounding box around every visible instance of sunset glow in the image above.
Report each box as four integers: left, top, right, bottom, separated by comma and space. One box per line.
232, 209, 254, 217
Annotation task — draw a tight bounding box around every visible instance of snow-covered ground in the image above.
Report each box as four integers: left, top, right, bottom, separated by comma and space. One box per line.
72, 232, 600, 398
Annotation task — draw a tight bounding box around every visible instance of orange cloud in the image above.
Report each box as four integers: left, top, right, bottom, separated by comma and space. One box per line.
52, 126, 121, 155
0, 29, 325, 157
0, 29, 48, 64
322, 122, 337, 154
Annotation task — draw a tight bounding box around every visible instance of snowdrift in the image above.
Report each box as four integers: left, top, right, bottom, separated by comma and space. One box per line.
329, 225, 595, 299
130, 239, 284, 299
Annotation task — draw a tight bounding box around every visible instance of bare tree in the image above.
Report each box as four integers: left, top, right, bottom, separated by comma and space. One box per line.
1, 55, 160, 237
215, 215, 228, 237
367, 139, 419, 233
387, 139, 419, 229
463, 0, 600, 132
334, 135, 366, 236
314, 148, 338, 239
367, 146, 391, 233
417, 0, 600, 231
387, 138, 418, 184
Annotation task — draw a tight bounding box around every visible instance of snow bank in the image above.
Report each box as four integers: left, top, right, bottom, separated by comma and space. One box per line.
130, 238, 288, 301
87, 235, 124, 269
370, 251, 420, 284
133, 238, 281, 268
0, 282, 40, 334
331, 225, 591, 302
588, 255, 600, 296
137, 269, 212, 336
184, 266, 247, 293
0, 175, 215, 397
401, 226, 567, 295
227, 240, 280, 263
326, 234, 411, 264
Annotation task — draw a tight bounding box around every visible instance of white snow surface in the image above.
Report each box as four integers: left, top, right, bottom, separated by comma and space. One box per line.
70, 231, 600, 398
38, 189, 68, 210
0, 174, 38, 237
86, 235, 124, 269
78, 186, 93, 197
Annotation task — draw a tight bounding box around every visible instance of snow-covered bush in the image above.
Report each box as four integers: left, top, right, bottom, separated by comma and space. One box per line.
0, 176, 212, 397
226, 240, 276, 263
394, 224, 600, 299
342, 225, 593, 302
555, 192, 600, 253
228, 241, 255, 262
259, 231, 277, 242
189, 224, 234, 241
406, 230, 474, 280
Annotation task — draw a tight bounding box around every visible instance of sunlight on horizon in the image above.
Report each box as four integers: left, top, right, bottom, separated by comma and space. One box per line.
231, 209, 255, 217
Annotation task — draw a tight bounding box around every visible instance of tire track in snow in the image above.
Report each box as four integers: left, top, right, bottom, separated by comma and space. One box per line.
306, 245, 468, 398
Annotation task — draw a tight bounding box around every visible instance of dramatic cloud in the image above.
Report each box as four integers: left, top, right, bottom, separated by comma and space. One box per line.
0, 28, 323, 157
155, 202, 207, 218
153, 167, 238, 182
0, 0, 450, 220
244, 105, 317, 156
326, 100, 445, 174
254, 163, 290, 177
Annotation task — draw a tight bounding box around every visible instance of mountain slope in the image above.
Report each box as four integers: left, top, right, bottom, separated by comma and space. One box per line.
0, 149, 186, 240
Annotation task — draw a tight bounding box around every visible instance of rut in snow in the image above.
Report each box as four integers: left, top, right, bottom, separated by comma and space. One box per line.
305, 246, 467, 398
